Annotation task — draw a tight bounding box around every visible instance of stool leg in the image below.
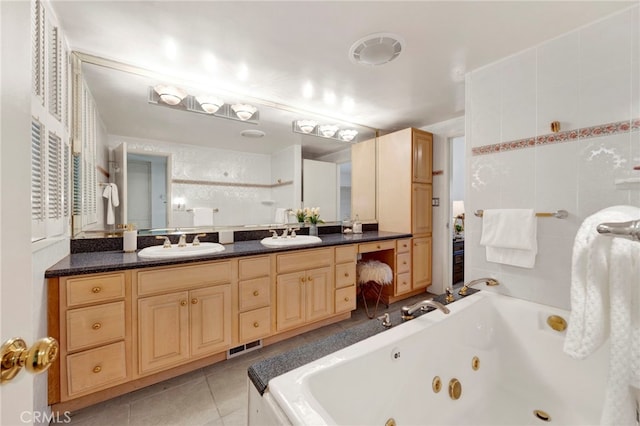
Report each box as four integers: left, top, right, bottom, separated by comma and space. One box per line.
360, 283, 373, 319
371, 283, 384, 318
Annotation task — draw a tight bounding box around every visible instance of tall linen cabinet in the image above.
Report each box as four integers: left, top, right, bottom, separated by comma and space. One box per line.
353, 127, 433, 303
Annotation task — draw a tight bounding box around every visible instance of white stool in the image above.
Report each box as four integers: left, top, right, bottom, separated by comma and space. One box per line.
356, 260, 393, 319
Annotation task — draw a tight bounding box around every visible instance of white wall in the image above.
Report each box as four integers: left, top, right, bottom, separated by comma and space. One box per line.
271, 144, 301, 221
465, 5, 639, 309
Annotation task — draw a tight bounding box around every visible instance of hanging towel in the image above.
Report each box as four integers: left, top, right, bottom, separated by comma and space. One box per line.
274, 208, 287, 224
479, 209, 537, 268
192, 207, 214, 226
102, 183, 119, 225
564, 205, 640, 359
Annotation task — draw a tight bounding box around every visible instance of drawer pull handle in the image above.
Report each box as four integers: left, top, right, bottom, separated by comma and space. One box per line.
253, 322, 260, 328
91, 323, 102, 330
377, 245, 381, 249
344, 273, 349, 277
93, 366, 102, 374
91, 287, 101, 294
403, 261, 407, 265
344, 297, 350, 302
180, 300, 187, 306
191, 298, 198, 305
253, 290, 259, 297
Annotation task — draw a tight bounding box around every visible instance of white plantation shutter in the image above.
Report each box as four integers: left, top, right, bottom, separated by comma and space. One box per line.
47, 132, 62, 219
31, 119, 46, 241
48, 23, 62, 120
31, 0, 45, 105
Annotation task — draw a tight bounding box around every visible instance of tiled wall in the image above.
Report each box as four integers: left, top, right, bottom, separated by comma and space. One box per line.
465, 5, 639, 309
108, 135, 299, 227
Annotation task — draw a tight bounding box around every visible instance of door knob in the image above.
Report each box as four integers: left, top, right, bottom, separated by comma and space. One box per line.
1, 337, 59, 383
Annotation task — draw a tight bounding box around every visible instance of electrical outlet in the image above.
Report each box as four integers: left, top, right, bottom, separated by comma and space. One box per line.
432, 198, 440, 206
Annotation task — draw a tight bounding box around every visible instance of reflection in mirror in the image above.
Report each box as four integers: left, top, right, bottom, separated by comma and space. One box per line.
71, 53, 377, 238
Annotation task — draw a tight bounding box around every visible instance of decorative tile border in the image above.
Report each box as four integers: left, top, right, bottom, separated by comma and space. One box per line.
472, 118, 640, 156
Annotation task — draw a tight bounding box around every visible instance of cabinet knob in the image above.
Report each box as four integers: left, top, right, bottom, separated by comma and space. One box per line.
253, 290, 259, 297
91, 287, 101, 294
377, 244, 381, 249
344, 272, 349, 277
191, 298, 198, 305
403, 261, 407, 265
300, 277, 306, 283
307, 276, 313, 282
253, 322, 260, 328
344, 297, 350, 302
91, 323, 102, 330
93, 366, 102, 374
180, 300, 187, 306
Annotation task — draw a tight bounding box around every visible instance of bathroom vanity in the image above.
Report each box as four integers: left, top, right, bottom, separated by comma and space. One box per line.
45, 231, 413, 413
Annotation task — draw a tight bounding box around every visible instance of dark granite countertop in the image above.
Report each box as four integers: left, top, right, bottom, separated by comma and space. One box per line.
45, 231, 411, 278
247, 288, 479, 395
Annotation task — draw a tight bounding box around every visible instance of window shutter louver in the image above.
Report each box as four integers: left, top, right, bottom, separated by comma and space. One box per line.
47, 132, 62, 219
31, 119, 45, 222
48, 24, 62, 120
31, 0, 45, 104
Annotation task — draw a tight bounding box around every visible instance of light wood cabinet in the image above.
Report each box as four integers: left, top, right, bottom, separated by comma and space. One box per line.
50, 272, 131, 403
238, 256, 271, 343
276, 249, 334, 332
334, 245, 357, 313
137, 266, 232, 375
351, 136, 377, 222
374, 127, 433, 299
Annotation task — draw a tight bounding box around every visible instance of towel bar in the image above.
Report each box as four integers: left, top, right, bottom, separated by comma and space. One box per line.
187, 208, 219, 213
474, 209, 568, 219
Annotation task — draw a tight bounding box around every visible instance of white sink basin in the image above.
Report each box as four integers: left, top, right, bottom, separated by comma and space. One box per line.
260, 235, 322, 248
138, 242, 225, 259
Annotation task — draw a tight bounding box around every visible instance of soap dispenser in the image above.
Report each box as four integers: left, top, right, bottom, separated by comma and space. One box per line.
352, 215, 362, 234
123, 224, 137, 253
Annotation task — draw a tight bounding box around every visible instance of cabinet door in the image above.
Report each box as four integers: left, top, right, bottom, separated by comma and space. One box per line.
412, 130, 433, 183
276, 272, 306, 331
305, 267, 332, 323
351, 137, 377, 222
138, 292, 189, 374
190, 285, 231, 357
413, 237, 432, 290
412, 183, 432, 235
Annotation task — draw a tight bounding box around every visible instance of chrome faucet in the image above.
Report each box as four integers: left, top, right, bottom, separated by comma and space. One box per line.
458, 277, 499, 296
155, 236, 172, 248
178, 234, 187, 247
401, 299, 450, 320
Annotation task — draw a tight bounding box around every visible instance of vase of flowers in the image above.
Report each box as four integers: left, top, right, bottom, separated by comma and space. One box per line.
304, 207, 323, 236
292, 208, 306, 223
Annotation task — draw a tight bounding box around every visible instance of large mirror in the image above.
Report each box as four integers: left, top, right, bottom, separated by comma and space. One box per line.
72, 53, 377, 237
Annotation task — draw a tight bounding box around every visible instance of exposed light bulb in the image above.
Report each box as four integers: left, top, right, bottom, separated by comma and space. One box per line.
237, 64, 249, 81
302, 82, 314, 99
323, 91, 336, 105
164, 38, 178, 61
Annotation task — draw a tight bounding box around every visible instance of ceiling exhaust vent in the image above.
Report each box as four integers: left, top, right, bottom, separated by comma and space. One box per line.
349, 33, 404, 66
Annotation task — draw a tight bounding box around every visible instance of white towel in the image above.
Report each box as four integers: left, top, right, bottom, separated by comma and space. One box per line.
102, 183, 119, 225
562, 205, 640, 426
274, 208, 287, 224
479, 209, 537, 268
192, 207, 214, 226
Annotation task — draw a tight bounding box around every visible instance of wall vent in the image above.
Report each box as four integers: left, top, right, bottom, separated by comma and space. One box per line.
226, 340, 262, 359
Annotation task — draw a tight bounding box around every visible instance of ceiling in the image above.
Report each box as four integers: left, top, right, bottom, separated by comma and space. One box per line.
51, 1, 635, 150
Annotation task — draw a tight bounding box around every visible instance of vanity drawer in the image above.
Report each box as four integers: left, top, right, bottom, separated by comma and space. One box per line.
137, 261, 231, 296
359, 240, 395, 253
66, 302, 126, 352
335, 263, 356, 289
239, 307, 271, 343
335, 245, 357, 264
66, 273, 126, 307
397, 239, 411, 254
397, 253, 411, 274
335, 286, 356, 313
396, 272, 411, 294
276, 248, 332, 273
66, 341, 127, 398
239, 256, 270, 281
239, 277, 270, 312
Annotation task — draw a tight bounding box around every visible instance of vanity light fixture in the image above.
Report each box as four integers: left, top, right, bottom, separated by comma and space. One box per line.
338, 129, 358, 142
154, 85, 187, 106
292, 120, 359, 143
196, 95, 224, 114
296, 120, 318, 134
319, 124, 339, 138
231, 104, 257, 121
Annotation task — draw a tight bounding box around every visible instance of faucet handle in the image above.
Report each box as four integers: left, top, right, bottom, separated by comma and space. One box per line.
377, 313, 392, 328
155, 236, 172, 248
290, 227, 300, 237
192, 233, 206, 246
269, 230, 278, 239
445, 287, 455, 303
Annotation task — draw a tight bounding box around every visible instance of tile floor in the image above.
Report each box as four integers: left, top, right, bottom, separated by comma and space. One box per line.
56, 291, 433, 426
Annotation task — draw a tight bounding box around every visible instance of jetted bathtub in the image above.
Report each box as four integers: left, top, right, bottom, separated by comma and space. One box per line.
265, 291, 609, 425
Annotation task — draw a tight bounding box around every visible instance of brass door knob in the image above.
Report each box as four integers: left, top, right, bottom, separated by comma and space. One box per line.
1, 337, 59, 383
